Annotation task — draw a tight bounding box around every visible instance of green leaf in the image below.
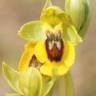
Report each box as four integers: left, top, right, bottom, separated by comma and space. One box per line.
19, 67, 42, 96
18, 21, 45, 42
63, 25, 82, 46
2, 63, 23, 95
65, 0, 91, 37
57, 72, 73, 96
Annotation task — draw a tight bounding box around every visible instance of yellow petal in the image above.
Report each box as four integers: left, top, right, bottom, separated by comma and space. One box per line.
63, 41, 75, 67
18, 42, 36, 72
34, 41, 48, 63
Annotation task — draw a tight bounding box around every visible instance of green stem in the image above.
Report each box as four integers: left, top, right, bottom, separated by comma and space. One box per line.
57, 72, 73, 96
42, 77, 56, 96
46, 89, 53, 96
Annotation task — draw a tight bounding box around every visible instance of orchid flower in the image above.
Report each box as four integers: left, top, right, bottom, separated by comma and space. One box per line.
18, 0, 82, 77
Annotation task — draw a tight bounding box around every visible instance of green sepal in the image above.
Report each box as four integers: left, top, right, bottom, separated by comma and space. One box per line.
2, 63, 23, 95
78, 0, 91, 37
40, 6, 70, 27
2, 63, 55, 96
18, 21, 45, 42
19, 67, 42, 96
42, 0, 53, 12
41, 68, 58, 96
41, 77, 56, 96
65, 0, 91, 37
63, 24, 82, 46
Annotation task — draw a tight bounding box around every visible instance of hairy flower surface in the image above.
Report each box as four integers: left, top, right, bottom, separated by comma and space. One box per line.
18, 0, 82, 76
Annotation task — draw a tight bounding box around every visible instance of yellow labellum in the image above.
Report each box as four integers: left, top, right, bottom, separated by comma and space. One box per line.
34, 41, 75, 76
18, 40, 75, 77
18, 42, 36, 72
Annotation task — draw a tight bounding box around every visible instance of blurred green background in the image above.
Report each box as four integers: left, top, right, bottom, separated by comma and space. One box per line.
0, 0, 95, 96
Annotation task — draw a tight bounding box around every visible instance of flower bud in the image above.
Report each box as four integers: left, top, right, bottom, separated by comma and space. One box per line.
19, 67, 42, 96
3, 63, 56, 96
65, 0, 91, 37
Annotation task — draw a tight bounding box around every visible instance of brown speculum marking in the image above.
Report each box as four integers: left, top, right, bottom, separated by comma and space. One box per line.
29, 55, 41, 68
45, 32, 64, 62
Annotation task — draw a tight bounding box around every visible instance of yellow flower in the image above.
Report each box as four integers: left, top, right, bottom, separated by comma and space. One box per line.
18, 29, 75, 76
18, 0, 81, 76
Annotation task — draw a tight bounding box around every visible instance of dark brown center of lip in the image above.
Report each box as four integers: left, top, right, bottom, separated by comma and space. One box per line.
45, 39, 64, 62
29, 55, 42, 68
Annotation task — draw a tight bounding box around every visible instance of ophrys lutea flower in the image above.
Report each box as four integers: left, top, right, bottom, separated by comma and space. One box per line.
18, 0, 82, 76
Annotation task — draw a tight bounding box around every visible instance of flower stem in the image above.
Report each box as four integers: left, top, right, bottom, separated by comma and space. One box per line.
57, 72, 74, 96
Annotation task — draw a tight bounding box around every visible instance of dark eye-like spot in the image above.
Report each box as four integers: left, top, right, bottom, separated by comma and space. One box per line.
29, 55, 42, 68
29, 55, 37, 67
45, 39, 64, 62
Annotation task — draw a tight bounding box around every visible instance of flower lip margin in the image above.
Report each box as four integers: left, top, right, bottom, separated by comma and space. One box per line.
34, 40, 75, 76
